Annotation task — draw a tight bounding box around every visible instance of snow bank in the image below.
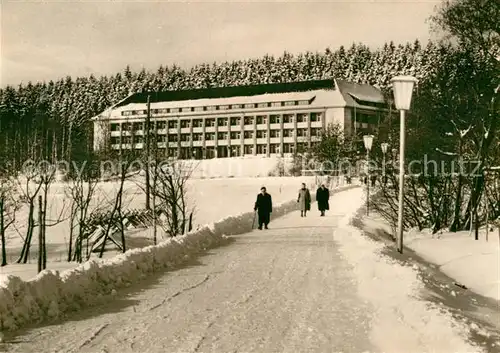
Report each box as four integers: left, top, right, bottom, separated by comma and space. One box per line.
406, 229, 500, 302
0, 187, 345, 333
333, 189, 482, 353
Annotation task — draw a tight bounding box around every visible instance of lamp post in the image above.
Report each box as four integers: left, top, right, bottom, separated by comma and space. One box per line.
381, 142, 389, 185
391, 75, 418, 254
363, 134, 374, 215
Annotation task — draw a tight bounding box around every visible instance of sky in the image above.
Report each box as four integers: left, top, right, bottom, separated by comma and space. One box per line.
1, 0, 442, 87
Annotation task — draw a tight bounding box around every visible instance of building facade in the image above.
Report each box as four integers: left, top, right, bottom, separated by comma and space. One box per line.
92, 79, 387, 159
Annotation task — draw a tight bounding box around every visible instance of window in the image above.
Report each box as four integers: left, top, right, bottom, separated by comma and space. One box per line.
283, 114, 294, 123
193, 133, 203, 141
217, 118, 228, 126
244, 116, 253, 125
283, 129, 293, 137
296, 128, 307, 137
244, 131, 253, 139
122, 111, 133, 116
110, 123, 120, 131
256, 144, 267, 154
122, 136, 132, 144
157, 135, 167, 142
122, 123, 132, 131
168, 121, 178, 129
310, 113, 322, 122
271, 102, 281, 107
244, 145, 253, 154
256, 116, 266, 125
296, 114, 307, 123
192, 119, 203, 128
269, 115, 280, 124
181, 134, 190, 142
270, 130, 280, 138
298, 100, 309, 105
256, 130, 267, 139
157, 121, 167, 130
230, 132, 240, 140
217, 132, 228, 140
180, 120, 190, 128
194, 106, 204, 112
134, 136, 144, 144
230, 117, 240, 126
257, 102, 268, 108
169, 134, 178, 142
269, 144, 278, 154
205, 119, 216, 127
314, 128, 324, 137
206, 106, 217, 111
205, 132, 215, 140
171, 108, 180, 113
244, 103, 255, 109
132, 122, 143, 131
111, 137, 119, 145
219, 105, 229, 110
284, 101, 296, 106
231, 104, 243, 109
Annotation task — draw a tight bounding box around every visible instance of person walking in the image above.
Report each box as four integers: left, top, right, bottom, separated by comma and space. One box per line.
297, 183, 311, 217
254, 186, 272, 230
316, 183, 330, 216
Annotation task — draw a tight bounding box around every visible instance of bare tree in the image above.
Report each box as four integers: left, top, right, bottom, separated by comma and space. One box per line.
151, 160, 195, 237
66, 160, 100, 262
0, 175, 20, 266
16, 162, 44, 264
98, 150, 138, 258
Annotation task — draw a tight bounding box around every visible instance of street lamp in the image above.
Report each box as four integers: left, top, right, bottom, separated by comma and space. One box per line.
391, 75, 418, 253
381, 142, 389, 184
363, 134, 374, 215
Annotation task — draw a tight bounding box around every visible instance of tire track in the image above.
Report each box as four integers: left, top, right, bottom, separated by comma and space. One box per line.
146, 274, 210, 312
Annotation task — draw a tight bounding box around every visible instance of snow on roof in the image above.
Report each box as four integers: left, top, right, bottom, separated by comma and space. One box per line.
117, 91, 317, 111
336, 80, 386, 107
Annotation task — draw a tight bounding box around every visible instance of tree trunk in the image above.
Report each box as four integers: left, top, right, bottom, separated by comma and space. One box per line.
18, 202, 35, 264
37, 195, 43, 273
0, 197, 7, 267
42, 191, 47, 269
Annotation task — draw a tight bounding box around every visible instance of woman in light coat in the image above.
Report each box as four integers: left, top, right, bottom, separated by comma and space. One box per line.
297, 183, 311, 217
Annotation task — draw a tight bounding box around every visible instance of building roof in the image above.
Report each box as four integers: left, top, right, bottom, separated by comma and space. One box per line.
92, 79, 387, 121
335, 80, 386, 109
113, 79, 337, 108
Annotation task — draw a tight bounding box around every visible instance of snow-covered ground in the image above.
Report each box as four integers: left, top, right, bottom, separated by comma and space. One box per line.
1, 183, 334, 333
1, 175, 326, 281
1, 187, 486, 353
361, 212, 500, 302
333, 189, 483, 353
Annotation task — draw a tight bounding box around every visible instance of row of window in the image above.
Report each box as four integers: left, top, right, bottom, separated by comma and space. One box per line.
120, 99, 314, 116
110, 113, 322, 131
116, 142, 314, 156
110, 128, 322, 144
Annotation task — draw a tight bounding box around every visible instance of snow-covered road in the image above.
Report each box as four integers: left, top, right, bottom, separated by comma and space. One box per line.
3, 189, 480, 353
5, 211, 375, 353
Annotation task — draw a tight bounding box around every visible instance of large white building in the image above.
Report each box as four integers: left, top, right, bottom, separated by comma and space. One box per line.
92, 79, 387, 159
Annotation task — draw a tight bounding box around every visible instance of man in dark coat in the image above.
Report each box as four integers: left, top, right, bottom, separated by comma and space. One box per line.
316, 184, 330, 216
254, 186, 272, 230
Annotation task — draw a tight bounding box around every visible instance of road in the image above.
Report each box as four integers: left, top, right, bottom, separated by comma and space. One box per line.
3, 203, 377, 353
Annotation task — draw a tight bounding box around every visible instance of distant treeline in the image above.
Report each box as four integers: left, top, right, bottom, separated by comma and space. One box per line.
0, 40, 449, 167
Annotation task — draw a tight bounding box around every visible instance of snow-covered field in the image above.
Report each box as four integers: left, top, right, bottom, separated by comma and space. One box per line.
1, 175, 331, 281
362, 211, 500, 302
0, 179, 355, 333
